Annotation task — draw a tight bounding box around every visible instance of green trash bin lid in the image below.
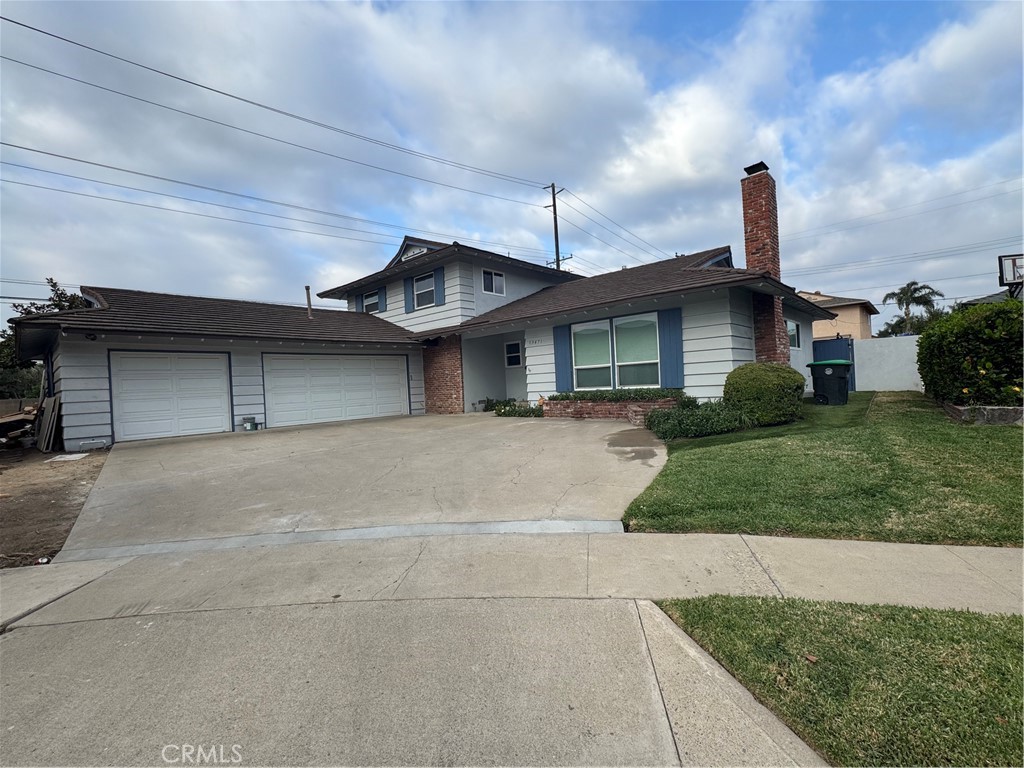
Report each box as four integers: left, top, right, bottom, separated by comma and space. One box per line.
807, 359, 852, 366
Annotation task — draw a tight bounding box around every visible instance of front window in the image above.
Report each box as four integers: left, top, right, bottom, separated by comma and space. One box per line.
414, 273, 435, 309
787, 319, 801, 349
363, 290, 379, 313
572, 313, 660, 390
505, 341, 522, 368
572, 321, 612, 389
614, 315, 660, 386
483, 270, 505, 296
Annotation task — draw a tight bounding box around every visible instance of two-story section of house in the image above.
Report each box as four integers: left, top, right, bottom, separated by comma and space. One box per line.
317, 238, 582, 413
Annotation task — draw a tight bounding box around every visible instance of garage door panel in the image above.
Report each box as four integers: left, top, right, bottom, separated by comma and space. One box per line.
264, 354, 409, 428
112, 352, 231, 442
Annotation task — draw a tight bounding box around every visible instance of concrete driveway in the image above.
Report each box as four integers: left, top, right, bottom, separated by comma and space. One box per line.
57, 415, 665, 559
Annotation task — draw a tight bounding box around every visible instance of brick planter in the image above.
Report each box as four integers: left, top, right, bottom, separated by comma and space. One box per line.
543, 398, 678, 426
942, 402, 1023, 426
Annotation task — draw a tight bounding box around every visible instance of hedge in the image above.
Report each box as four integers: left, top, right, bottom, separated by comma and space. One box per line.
645, 400, 747, 440
546, 388, 693, 404
918, 299, 1023, 406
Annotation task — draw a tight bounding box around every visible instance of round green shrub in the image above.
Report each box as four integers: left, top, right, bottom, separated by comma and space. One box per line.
917, 299, 1023, 406
722, 362, 806, 427
645, 400, 747, 440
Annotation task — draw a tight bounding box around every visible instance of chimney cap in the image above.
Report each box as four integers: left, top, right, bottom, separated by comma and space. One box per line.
744, 161, 770, 176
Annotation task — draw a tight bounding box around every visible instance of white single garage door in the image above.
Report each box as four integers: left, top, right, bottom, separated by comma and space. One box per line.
111, 352, 232, 442
264, 354, 409, 428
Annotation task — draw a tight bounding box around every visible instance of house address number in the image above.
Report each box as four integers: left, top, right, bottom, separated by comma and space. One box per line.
525, 338, 545, 347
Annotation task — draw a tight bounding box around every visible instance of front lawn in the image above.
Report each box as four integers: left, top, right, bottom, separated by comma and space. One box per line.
626, 391, 1023, 546
660, 596, 1023, 767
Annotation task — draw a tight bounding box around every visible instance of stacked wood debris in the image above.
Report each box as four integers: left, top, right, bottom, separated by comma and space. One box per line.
0, 396, 62, 452
0, 406, 37, 444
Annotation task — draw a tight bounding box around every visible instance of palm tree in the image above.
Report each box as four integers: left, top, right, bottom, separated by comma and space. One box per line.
882, 281, 945, 322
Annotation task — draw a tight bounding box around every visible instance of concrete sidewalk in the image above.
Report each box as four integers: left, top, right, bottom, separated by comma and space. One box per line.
1, 533, 1019, 766
7, 533, 1020, 629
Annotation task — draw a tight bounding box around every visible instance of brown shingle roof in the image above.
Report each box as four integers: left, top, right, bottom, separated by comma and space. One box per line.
12, 287, 417, 344
318, 242, 580, 299
798, 292, 880, 314
413, 247, 833, 337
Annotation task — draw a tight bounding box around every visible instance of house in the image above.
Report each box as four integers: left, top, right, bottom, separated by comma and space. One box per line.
796, 291, 879, 340
11, 162, 833, 450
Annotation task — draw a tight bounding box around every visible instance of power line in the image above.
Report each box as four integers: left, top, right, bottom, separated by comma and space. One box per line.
824, 272, 993, 294
555, 215, 651, 265
557, 198, 661, 262
0, 16, 546, 188
781, 177, 1024, 239
1, 161, 554, 262
0, 57, 545, 209
1, 179, 400, 245
563, 189, 672, 259
787, 237, 1020, 277
781, 188, 1023, 243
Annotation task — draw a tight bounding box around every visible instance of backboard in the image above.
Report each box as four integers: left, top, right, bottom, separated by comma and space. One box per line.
998, 254, 1022, 298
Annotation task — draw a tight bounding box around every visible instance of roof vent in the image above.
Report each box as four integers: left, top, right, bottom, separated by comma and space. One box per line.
744, 161, 769, 176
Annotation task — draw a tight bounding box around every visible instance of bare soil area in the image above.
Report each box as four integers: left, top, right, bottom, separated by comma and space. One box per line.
0, 448, 108, 568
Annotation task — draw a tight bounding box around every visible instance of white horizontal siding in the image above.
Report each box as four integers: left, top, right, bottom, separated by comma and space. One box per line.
53, 335, 422, 450
365, 262, 474, 333
682, 290, 754, 400
525, 326, 556, 404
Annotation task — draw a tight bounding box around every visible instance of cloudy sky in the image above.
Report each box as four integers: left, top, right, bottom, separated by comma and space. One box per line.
1, 0, 1021, 332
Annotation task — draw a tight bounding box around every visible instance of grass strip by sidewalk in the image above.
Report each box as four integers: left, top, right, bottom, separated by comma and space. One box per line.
660, 596, 1023, 767
626, 392, 1023, 546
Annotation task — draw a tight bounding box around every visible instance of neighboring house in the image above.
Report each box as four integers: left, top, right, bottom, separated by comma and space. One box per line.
961, 290, 1014, 306
796, 291, 879, 340
12, 162, 833, 450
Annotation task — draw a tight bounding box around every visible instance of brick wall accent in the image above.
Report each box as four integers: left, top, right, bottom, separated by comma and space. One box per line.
751, 294, 791, 364
423, 335, 464, 414
742, 163, 789, 363
543, 398, 678, 425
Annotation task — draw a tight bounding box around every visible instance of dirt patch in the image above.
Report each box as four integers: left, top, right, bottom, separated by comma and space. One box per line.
0, 448, 108, 568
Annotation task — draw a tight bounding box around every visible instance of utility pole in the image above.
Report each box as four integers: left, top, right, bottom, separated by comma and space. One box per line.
545, 183, 564, 269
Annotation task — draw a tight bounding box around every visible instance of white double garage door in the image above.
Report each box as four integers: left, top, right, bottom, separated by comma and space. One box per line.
111, 352, 409, 442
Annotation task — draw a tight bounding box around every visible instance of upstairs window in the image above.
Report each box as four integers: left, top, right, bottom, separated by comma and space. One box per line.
414, 273, 435, 309
483, 269, 505, 296
363, 290, 380, 313
786, 319, 801, 349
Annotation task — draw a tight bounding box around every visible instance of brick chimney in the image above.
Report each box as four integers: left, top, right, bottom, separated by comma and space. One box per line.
741, 161, 789, 364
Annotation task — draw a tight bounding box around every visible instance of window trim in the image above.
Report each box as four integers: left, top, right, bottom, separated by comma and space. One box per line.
786, 319, 801, 349
504, 341, 523, 368
571, 319, 613, 391
613, 314, 661, 388
483, 269, 506, 296
363, 290, 380, 314
413, 273, 435, 309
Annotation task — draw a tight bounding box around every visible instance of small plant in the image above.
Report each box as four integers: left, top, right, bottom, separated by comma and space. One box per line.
918, 299, 1023, 406
482, 397, 516, 412
493, 401, 544, 417
645, 400, 747, 440
546, 388, 691, 404
723, 362, 806, 427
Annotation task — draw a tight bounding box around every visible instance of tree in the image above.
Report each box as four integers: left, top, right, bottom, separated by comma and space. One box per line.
0, 279, 87, 398
877, 305, 949, 337
882, 280, 945, 323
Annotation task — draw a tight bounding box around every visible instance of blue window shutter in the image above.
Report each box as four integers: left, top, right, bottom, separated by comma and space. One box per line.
553, 324, 573, 392
355, 294, 364, 312
378, 287, 387, 312
433, 266, 445, 306
404, 278, 414, 313
658, 308, 683, 388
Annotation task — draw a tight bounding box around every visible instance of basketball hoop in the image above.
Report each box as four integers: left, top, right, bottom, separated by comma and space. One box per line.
998, 254, 1022, 299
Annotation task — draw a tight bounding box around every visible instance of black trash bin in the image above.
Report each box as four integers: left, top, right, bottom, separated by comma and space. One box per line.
806, 360, 852, 405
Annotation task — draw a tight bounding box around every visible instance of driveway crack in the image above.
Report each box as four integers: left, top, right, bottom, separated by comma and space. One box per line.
372, 541, 428, 600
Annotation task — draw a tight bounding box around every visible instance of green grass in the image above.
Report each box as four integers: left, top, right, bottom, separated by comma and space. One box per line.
626, 391, 1023, 546
660, 596, 1023, 767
